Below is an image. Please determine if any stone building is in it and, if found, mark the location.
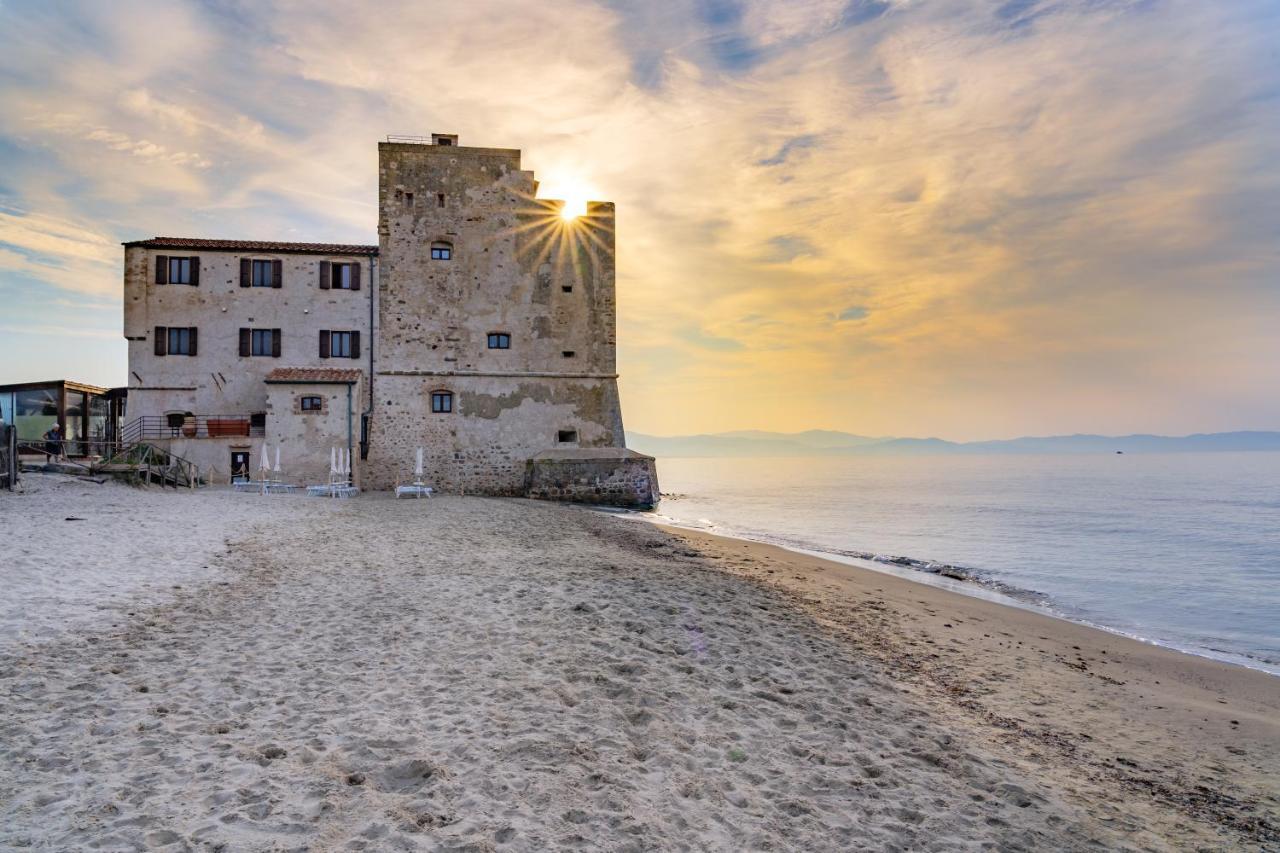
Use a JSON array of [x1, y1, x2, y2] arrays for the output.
[[121, 135, 658, 506]]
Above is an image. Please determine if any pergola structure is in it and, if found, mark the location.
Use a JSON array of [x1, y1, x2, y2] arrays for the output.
[[0, 379, 127, 458]]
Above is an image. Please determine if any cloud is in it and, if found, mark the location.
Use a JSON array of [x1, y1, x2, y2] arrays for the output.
[[0, 0, 1277, 439]]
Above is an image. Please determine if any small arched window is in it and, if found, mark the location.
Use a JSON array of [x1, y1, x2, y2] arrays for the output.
[[431, 390, 453, 414], [430, 241, 452, 261]]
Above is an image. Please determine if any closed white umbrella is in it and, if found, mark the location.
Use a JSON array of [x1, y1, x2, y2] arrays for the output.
[[274, 445, 281, 474], [330, 446, 337, 475], [259, 443, 270, 475], [415, 447, 424, 478]]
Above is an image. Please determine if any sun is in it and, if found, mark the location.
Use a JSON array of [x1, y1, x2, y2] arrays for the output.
[[538, 171, 599, 222], [560, 195, 589, 221]]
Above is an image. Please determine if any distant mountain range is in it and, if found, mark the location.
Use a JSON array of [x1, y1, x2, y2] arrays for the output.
[[627, 430, 1280, 458]]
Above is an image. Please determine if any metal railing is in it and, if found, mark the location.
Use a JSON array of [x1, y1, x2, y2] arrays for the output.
[[16, 436, 201, 488], [386, 134, 454, 145], [121, 415, 265, 443]]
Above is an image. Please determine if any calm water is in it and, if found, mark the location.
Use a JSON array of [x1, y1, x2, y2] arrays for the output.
[[642, 453, 1280, 675]]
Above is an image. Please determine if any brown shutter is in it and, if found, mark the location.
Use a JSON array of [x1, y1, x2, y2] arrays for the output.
[[350, 261, 361, 291], [240, 258, 251, 287], [188, 327, 198, 356], [272, 329, 282, 358], [319, 260, 331, 289], [350, 330, 360, 359], [156, 256, 168, 285], [190, 257, 200, 287], [319, 330, 330, 358], [155, 326, 167, 356], [239, 328, 250, 357], [272, 259, 282, 289]]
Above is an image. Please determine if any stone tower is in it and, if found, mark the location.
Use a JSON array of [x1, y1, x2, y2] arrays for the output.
[[365, 135, 657, 505]]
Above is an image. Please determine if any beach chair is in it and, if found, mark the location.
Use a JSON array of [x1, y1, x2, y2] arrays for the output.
[[395, 448, 433, 498]]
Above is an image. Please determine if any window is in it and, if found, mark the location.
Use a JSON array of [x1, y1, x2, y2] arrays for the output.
[[251, 329, 273, 356], [430, 241, 452, 261], [240, 258, 281, 288], [437, 193, 445, 208], [487, 333, 511, 349], [319, 261, 361, 290], [404, 192, 414, 207], [154, 326, 197, 356], [320, 329, 360, 359], [300, 396, 323, 411], [562, 350, 576, 358], [239, 328, 281, 358], [431, 391, 453, 414], [252, 259, 275, 287], [562, 285, 573, 293], [169, 257, 192, 284], [557, 429, 578, 444], [156, 255, 198, 285]]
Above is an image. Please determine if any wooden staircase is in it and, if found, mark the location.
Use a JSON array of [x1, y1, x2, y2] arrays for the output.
[[94, 442, 201, 488]]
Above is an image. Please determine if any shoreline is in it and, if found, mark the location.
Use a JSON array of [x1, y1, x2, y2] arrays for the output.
[[655, 521, 1280, 845], [634, 511, 1280, 678]]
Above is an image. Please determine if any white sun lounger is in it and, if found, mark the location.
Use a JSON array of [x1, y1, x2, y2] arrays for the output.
[[395, 484, 433, 499], [306, 483, 359, 498]]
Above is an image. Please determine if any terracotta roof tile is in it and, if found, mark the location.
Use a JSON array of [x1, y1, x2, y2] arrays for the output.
[[265, 367, 364, 384], [123, 237, 378, 255]]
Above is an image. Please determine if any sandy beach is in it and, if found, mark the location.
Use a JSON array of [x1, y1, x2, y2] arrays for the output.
[[1, 474, 1276, 850]]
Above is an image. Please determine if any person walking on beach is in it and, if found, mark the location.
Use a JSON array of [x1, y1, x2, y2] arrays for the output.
[[43, 423, 61, 462]]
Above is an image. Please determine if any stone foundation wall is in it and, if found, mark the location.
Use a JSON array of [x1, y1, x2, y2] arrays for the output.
[[364, 373, 626, 493], [523, 451, 659, 509]]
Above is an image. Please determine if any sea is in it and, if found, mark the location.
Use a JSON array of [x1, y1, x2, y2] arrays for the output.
[[638, 452, 1280, 676]]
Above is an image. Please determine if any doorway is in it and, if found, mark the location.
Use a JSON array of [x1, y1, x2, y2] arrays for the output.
[[230, 450, 251, 482]]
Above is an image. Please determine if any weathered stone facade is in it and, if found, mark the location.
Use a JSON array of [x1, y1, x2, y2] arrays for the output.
[[121, 136, 657, 506], [524, 449, 660, 508], [121, 240, 374, 484]]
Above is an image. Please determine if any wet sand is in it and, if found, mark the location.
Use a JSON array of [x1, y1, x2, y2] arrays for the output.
[[0, 479, 1275, 850], [661, 524, 1280, 849]]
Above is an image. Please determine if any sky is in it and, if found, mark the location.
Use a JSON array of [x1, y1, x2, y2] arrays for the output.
[[0, 0, 1277, 440]]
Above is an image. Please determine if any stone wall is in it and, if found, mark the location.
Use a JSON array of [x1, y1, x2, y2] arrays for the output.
[[264, 379, 363, 488], [524, 449, 659, 509], [365, 373, 625, 493]]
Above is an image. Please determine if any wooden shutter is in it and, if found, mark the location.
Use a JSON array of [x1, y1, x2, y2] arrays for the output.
[[239, 328, 250, 357], [272, 329, 282, 358], [351, 262, 361, 291], [319, 260, 331, 290], [188, 327, 198, 356], [319, 330, 330, 358], [156, 256, 168, 285], [272, 259, 283, 289], [240, 258, 251, 287], [190, 257, 200, 286], [155, 326, 167, 356], [350, 330, 360, 359]]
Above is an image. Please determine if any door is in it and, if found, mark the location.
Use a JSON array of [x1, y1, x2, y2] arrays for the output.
[[230, 451, 251, 481]]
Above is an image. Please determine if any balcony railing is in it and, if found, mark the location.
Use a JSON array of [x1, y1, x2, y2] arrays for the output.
[[122, 415, 265, 443]]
